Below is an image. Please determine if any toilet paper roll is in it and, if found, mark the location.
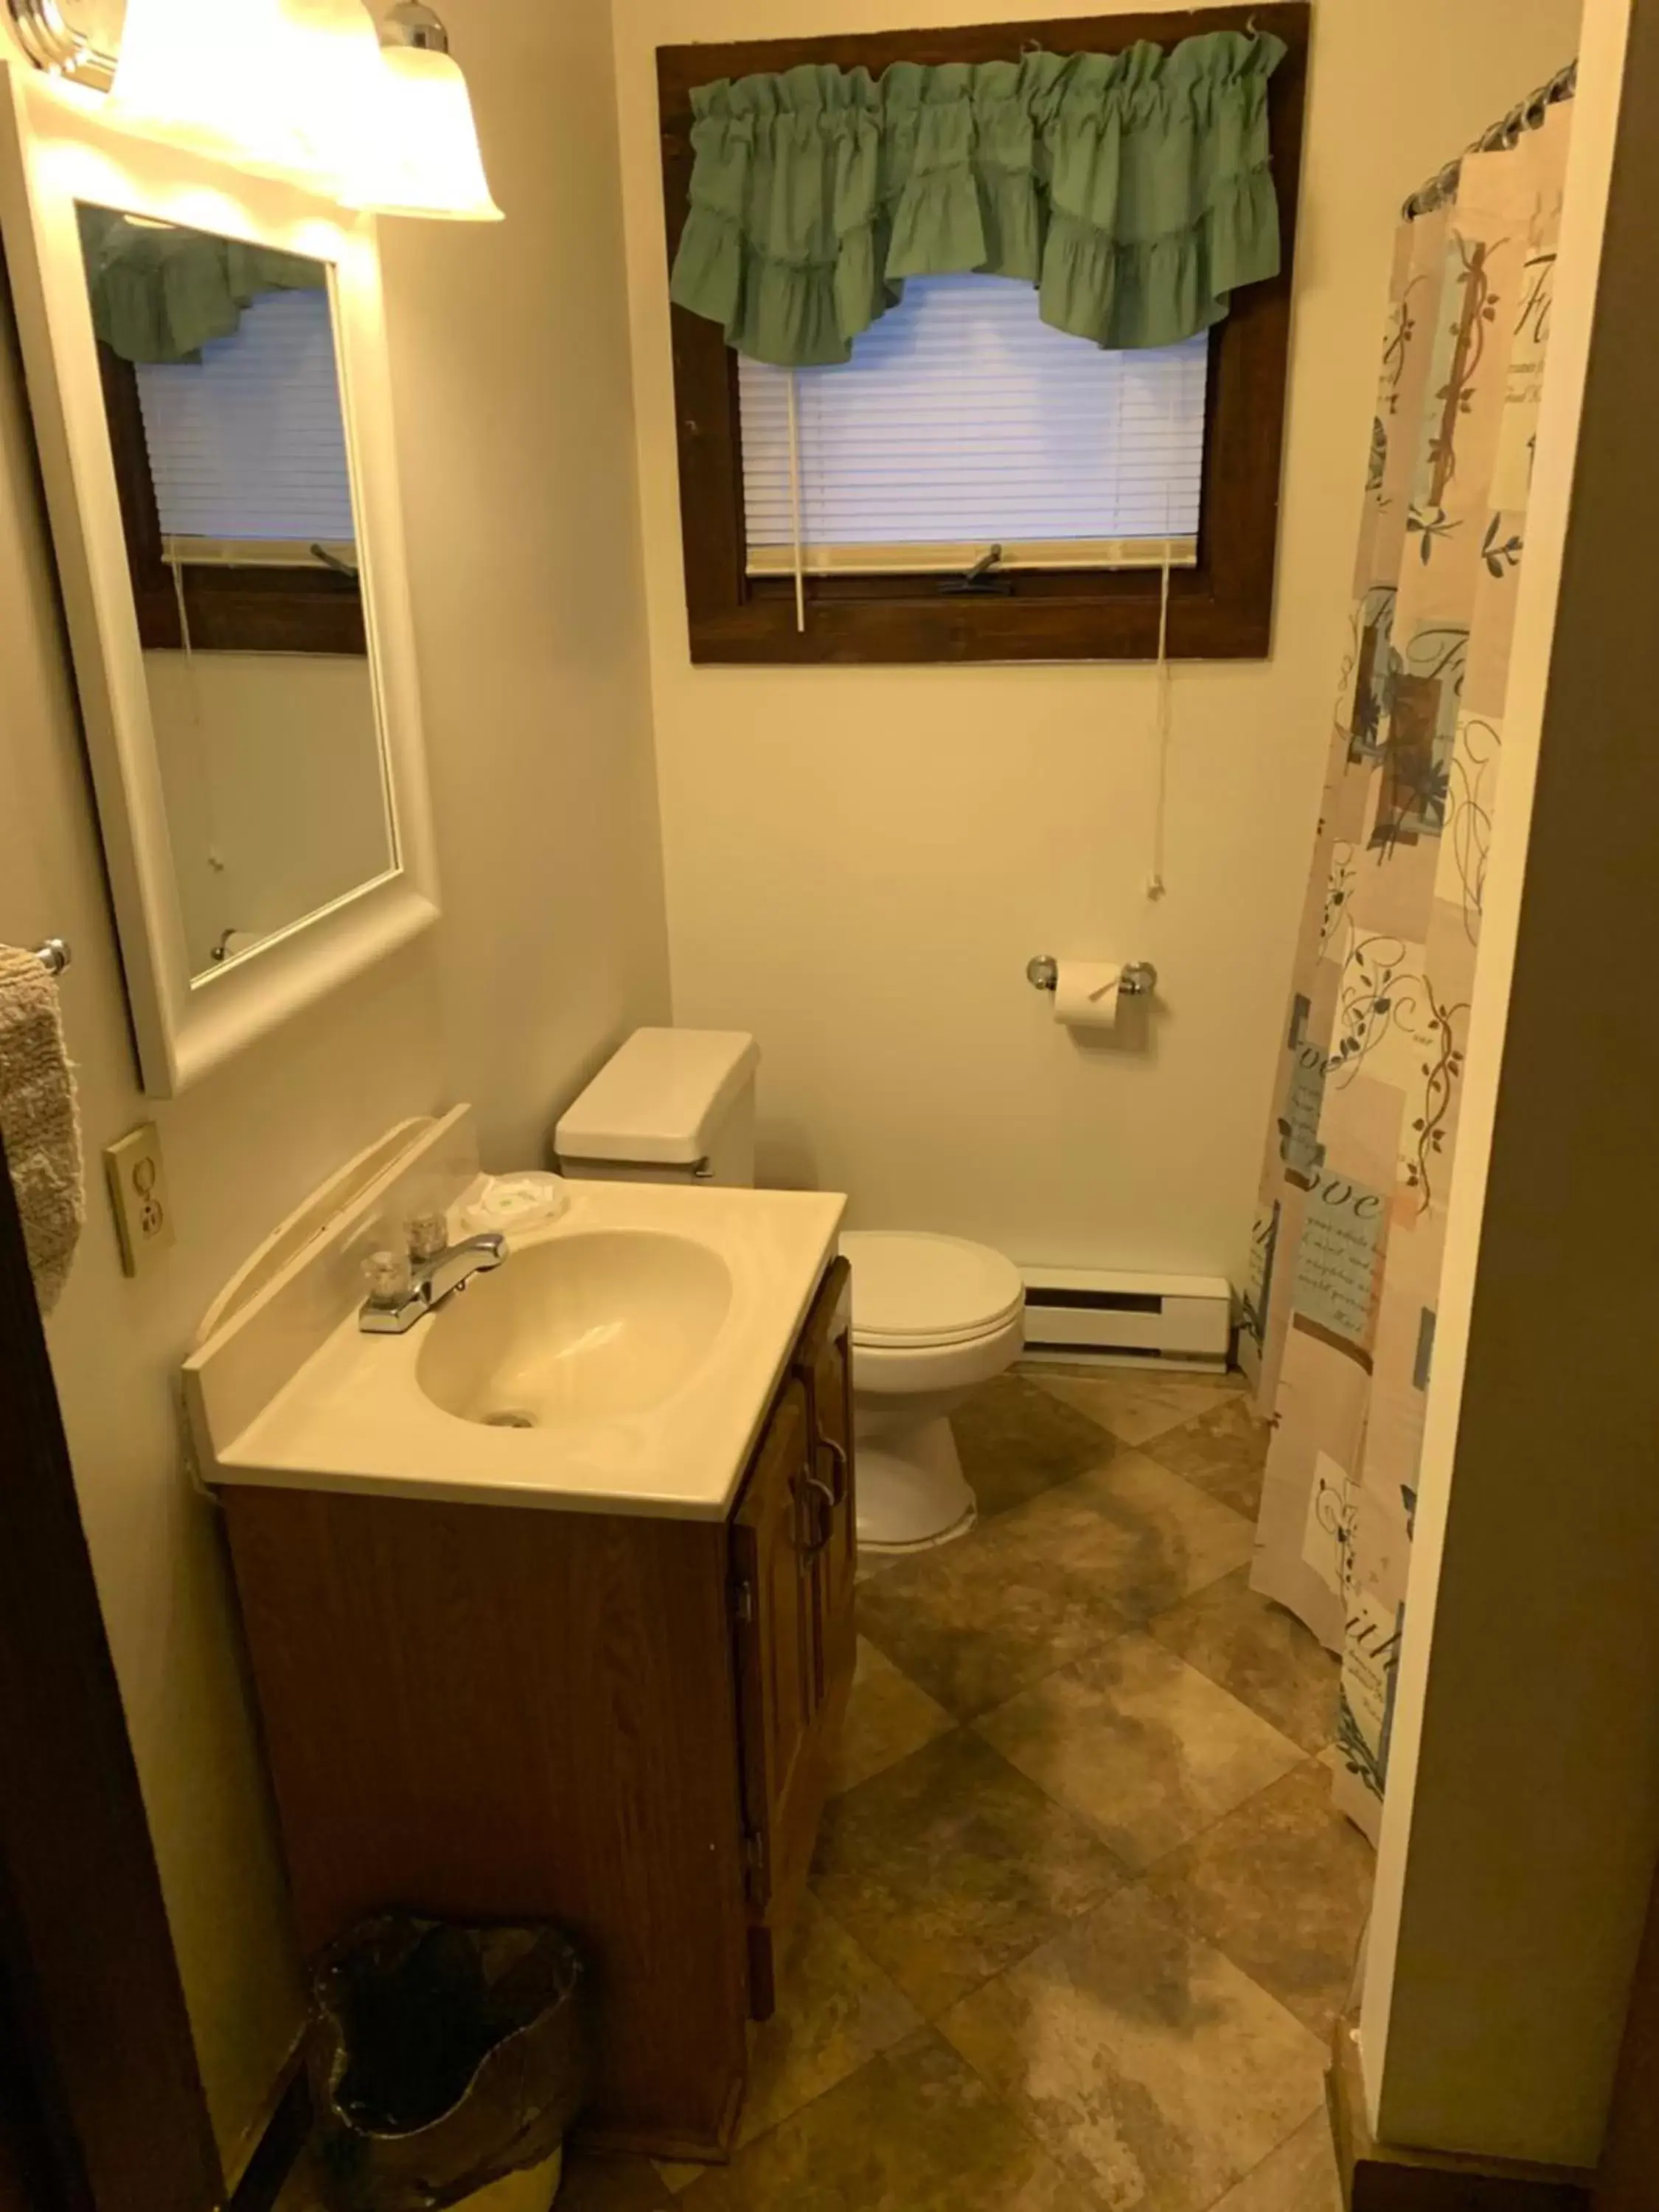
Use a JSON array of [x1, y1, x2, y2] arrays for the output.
[[1053, 961, 1123, 1032]]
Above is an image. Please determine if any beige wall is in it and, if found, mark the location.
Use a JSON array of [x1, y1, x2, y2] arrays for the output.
[[378, 0, 671, 1175], [0, 0, 667, 2170], [614, 0, 1585, 1281]]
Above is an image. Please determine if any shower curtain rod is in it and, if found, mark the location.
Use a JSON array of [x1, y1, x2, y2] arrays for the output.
[[1403, 58, 1578, 219]]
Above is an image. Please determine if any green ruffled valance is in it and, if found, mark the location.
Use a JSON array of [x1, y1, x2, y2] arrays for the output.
[[670, 29, 1286, 366], [77, 205, 325, 367]]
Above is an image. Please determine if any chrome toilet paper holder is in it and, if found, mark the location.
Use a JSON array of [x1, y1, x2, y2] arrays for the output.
[[1027, 956, 1158, 998]]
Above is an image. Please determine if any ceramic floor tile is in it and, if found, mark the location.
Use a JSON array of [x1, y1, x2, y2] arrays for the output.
[[855, 1504, 1134, 1721], [653, 2159, 703, 2196], [831, 1638, 956, 1795], [675, 2028, 1098, 2211], [1029, 1367, 1245, 1450], [1011, 1450, 1256, 1624], [939, 1883, 1327, 2212], [1147, 1568, 1340, 1754], [1147, 1759, 1374, 2039], [1208, 2112, 1343, 2212], [559, 2149, 678, 2209], [951, 1372, 1123, 1518], [737, 1895, 922, 2146], [811, 1731, 1123, 2018], [976, 1632, 1305, 1871], [1144, 1396, 1273, 1520]]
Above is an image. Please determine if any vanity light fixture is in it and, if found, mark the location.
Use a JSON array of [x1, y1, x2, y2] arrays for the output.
[[4, 0, 502, 223], [349, 1, 502, 223], [5, 0, 115, 87]]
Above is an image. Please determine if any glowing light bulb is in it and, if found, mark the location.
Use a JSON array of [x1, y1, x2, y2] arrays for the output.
[[109, 0, 307, 171], [276, 0, 391, 187]]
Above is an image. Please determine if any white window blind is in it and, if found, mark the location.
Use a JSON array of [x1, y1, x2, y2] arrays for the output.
[[739, 273, 1208, 577], [134, 287, 356, 568]]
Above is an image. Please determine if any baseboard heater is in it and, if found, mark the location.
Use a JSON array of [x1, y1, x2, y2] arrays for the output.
[[1018, 1267, 1234, 1370]]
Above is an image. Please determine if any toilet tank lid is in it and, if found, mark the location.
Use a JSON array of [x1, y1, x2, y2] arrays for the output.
[[555, 1029, 759, 1165]]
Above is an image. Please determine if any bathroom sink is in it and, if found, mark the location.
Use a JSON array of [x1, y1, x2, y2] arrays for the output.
[[414, 1230, 734, 1431], [187, 1119, 846, 1517]]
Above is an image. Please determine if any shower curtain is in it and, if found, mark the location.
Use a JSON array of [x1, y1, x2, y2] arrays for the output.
[[1242, 97, 1573, 1842]]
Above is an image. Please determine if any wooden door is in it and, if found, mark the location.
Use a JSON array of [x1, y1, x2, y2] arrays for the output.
[[730, 1380, 818, 2017], [0, 1133, 220, 2212], [1596, 1852, 1659, 2207], [793, 1260, 857, 1714]]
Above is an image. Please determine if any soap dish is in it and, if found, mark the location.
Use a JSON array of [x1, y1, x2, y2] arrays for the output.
[[459, 1172, 570, 1237]]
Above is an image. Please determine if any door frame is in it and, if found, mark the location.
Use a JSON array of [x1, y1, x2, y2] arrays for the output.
[[0, 1126, 221, 2212]]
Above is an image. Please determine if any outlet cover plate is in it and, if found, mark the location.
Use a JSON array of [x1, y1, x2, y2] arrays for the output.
[[104, 1122, 175, 1278]]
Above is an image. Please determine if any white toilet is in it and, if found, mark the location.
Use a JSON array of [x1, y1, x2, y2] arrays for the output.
[[555, 1029, 1025, 1553], [838, 1231, 1024, 1552]]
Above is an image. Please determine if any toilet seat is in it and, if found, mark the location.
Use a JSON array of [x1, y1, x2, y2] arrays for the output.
[[849, 1313, 1026, 1400], [841, 1231, 1025, 1349]]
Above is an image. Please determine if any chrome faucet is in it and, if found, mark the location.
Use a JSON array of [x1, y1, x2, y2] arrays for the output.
[[359, 1230, 508, 1335]]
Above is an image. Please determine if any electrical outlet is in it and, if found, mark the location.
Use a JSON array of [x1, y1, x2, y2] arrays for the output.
[[104, 1122, 175, 1278]]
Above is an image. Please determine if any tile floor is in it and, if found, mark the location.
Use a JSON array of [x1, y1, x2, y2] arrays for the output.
[[288, 1366, 1373, 2212]]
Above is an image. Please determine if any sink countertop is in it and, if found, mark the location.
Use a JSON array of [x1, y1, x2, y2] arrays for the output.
[[192, 1179, 846, 1520]]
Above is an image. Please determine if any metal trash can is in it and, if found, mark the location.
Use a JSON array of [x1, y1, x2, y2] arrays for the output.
[[306, 1916, 590, 2212]]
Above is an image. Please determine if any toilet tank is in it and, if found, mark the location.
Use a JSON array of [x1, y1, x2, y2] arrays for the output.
[[553, 1029, 759, 1187]]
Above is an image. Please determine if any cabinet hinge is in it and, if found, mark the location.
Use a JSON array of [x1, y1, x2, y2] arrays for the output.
[[732, 1576, 756, 1625]]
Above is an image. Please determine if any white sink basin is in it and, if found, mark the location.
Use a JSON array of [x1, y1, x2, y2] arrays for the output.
[[416, 1231, 734, 1431], [186, 1124, 846, 1520]]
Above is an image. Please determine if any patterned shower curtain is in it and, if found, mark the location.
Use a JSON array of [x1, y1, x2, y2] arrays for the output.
[[1242, 99, 1573, 1843]]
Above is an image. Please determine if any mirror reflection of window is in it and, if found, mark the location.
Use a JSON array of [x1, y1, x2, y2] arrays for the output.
[[77, 206, 395, 982]]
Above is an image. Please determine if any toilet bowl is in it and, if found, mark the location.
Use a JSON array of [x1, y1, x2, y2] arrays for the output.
[[841, 1231, 1025, 1554]]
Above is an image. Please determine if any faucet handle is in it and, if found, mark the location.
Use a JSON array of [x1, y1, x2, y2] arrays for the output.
[[405, 1212, 449, 1264], [362, 1249, 413, 1308]]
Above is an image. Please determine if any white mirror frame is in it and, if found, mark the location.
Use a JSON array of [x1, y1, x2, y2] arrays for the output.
[[0, 63, 440, 1096]]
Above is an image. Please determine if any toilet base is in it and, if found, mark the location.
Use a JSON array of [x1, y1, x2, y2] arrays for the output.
[[856, 1413, 977, 1554]]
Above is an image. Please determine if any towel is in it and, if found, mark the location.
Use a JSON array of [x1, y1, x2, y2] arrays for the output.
[[0, 945, 84, 1314]]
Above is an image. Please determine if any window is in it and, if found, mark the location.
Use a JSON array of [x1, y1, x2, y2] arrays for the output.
[[658, 5, 1309, 666], [97, 274, 365, 657], [739, 276, 1208, 581], [134, 288, 356, 568]]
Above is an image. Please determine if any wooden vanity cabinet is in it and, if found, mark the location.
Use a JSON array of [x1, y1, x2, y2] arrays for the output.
[[220, 1257, 857, 2164], [731, 1259, 857, 2019]]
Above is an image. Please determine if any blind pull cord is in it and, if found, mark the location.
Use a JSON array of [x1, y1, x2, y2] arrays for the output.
[[167, 555, 226, 880], [1147, 542, 1173, 902], [785, 368, 807, 634]]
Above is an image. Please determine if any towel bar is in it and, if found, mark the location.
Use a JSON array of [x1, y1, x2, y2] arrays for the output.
[[33, 939, 71, 975]]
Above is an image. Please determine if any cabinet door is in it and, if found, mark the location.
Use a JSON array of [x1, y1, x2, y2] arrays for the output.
[[730, 1380, 818, 2016], [793, 1259, 857, 1715]]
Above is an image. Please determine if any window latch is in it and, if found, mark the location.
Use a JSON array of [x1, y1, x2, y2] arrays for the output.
[[940, 543, 1012, 597]]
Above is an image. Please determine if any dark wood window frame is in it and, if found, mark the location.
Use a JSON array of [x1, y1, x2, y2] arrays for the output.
[[657, 4, 1309, 667], [97, 339, 366, 658]]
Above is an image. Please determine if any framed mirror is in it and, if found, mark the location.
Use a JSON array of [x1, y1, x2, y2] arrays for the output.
[[0, 64, 439, 1095]]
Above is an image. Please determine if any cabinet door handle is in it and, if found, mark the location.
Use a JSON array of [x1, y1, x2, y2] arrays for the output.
[[820, 1434, 849, 1505], [802, 1474, 836, 1555]]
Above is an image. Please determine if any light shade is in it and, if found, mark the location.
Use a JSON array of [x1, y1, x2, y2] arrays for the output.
[[109, 0, 311, 173], [349, 42, 503, 222], [276, 0, 391, 187]]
